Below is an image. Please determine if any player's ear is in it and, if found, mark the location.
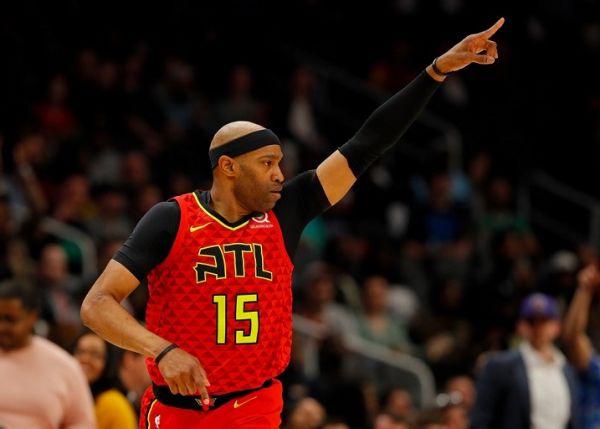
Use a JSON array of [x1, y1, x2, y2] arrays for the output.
[[218, 156, 237, 176]]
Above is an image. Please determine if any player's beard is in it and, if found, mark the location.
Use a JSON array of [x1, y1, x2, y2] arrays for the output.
[[235, 182, 278, 214], [235, 166, 281, 214]]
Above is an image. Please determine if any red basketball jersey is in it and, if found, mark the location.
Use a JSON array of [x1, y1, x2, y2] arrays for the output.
[[145, 191, 293, 394]]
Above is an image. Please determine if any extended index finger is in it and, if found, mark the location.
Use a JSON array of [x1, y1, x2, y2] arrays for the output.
[[479, 17, 505, 39], [192, 367, 211, 406]]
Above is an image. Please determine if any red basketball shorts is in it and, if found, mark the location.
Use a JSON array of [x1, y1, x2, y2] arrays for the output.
[[140, 380, 283, 429]]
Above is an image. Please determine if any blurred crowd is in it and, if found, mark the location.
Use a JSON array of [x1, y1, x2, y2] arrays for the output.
[[1, 1, 600, 428]]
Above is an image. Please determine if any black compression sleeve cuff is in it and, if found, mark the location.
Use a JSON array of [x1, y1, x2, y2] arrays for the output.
[[339, 70, 441, 177]]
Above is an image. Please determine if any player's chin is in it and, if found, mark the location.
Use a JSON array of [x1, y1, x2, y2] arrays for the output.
[[263, 191, 281, 209], [261, 201, 276, 212], [259, 198, 277, 212]]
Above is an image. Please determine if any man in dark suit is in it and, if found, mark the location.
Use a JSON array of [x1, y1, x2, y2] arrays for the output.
[[471, 292, 582, 429]]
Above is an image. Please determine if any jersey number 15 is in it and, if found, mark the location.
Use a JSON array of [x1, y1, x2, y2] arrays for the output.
[[212, 294, 259, 345]]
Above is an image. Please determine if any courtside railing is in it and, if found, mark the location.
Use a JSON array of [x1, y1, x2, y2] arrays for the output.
[[293, 314, 436, 408], [40, 217, 97, 278], [520, 170, 600, 249]]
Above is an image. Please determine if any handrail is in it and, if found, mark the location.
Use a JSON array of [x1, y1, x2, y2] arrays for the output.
[[530, 171, 600, 208], [278, 45, 464, 172], [40, 217, 97, 278], [526, 170, 600, 248], [293, 313, 436, 408]]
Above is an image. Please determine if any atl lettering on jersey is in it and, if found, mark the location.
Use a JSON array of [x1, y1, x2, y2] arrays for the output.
[[145, 191, 293, 394]]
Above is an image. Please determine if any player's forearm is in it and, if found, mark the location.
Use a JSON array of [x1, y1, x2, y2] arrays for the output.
[[81, 291, 169, 358], [338, 70, 441, 177]]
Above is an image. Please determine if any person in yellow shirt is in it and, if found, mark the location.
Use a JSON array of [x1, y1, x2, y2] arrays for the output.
[[73, 330, 137, 429]]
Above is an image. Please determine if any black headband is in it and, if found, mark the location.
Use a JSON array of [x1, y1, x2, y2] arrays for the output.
[[209, 129, 281, 169]]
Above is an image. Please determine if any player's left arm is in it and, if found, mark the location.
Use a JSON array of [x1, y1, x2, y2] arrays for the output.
[[316, 18, 504, 205]]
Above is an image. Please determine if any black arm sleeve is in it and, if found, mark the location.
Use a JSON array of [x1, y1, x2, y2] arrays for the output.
[[113, 201, 180, 281], [339, 70, 441, 177], [274, 170, 330, 258]]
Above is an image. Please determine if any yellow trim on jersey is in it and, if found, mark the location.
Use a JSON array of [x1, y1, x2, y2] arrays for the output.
[[146, 398, 158, 429], [192, 191, 203, 208], [192, 192, 250, 231]]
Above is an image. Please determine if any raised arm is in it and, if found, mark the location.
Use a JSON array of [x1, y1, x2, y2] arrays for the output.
[[563, 264, 600, 371], [316, 18, 504, 205]]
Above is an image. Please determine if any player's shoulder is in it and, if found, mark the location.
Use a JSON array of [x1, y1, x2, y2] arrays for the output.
[[150, 200, 180, 212], [143, 200, 181, 221]]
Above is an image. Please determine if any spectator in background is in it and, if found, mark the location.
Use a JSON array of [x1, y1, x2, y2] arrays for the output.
[[542, 250, 579, 304], [155, 57, 199, 135], [476, 176, 534, 256], [467, 229, 539, 345], [0, 279, 95, 429], [86, 128, 123, 187], [354, 275, 414, 353], [121, 151, 151, 197], [33, 74, 78, 140], [435, 387, 469, 429], [443, 375, 475, 413], [372, 413, 411, 429], [131, 184, 163, 223], [285, 66, 330, 156], [37, 243, 82, 348], [563, 264, 600, 429], [465, 151, 492, 221], [320, 420, 350, 429], [471, 292, 581, 429], [402, 170, 472, 305], [412, 408, 447, 429], [85, 184, 132, 245], [73, 330, 136, 429], [309, 335, 373, 429], [576, 243, 598, 268], [295, 263, 356, 339], [119, 348, 152, 416], [283, 397, 327, 429], [415, 277, 472, 379], [51, 174, 94, 228], [439, 402, 467, 429], [0, 194, 31, 282], [215, 65, 265, 126], [380, 387, 414, 421], [7, 132, 49, 225]]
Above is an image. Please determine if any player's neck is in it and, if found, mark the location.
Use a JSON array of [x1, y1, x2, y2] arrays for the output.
[[208, 186, 252, 223]]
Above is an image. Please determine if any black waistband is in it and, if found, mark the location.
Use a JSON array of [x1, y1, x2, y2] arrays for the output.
[[152, 379, 273, 411]]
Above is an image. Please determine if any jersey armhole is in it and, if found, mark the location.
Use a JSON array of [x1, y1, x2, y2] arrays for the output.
[[269, 211, 294, 270], [154, 196, 188, 269]]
